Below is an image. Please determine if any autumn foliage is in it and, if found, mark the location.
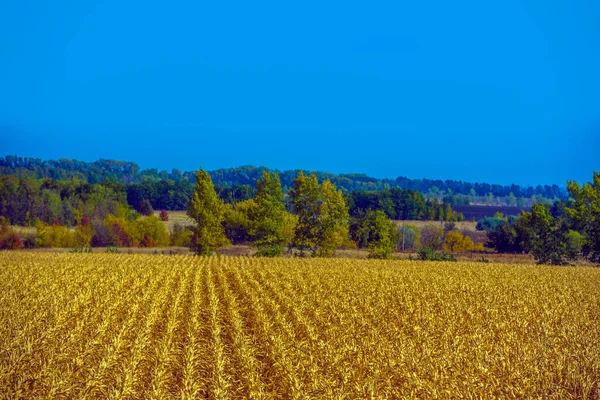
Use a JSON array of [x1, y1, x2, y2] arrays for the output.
[[0, 217, 22, 250]]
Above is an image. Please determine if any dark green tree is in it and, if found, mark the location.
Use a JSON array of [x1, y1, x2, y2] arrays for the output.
[[523, 203, 570, 265], [253, 171, 286, 256], [565, 172, 600, 262], [350, 210, 397, 258], [289, 171, 320, 255]]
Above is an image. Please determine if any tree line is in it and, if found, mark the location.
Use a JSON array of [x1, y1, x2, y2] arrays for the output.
[[1, 155, 567, 199], [1, 165, 598, 265], [188, 170, 401, 258], [482, 172, 600, 264]]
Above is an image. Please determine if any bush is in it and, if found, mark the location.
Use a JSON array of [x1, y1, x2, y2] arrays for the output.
[[159, 209, 169, 221], [23, 234, 37, 249], [0, 217, 23, 250], [418, 247, 456, 262], [255, 244, 284, 257], [90, 220, 119, 247], [35, 221, 77, 248], [397, 224, 418, 251], [138, 199, 154, 216], [135, 216, 170, 247], [476, 217, 505, 232], [171, 223, 193, 247], [420, 225, 444, 250]]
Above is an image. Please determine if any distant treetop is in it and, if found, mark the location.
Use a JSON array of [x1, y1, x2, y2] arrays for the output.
[[0, 155, 566, 199]]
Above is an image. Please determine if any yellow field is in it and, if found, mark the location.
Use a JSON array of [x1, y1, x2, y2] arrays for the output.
[[0, 253, 598, 398]]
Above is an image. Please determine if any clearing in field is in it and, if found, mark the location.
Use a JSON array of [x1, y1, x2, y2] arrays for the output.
[[0, 253, 598, 398]]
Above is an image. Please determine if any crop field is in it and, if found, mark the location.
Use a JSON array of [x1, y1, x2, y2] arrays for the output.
[[0, 253, 599, 398]]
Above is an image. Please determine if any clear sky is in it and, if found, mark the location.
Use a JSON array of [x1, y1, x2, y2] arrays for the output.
[[1, 0, 598, 186]]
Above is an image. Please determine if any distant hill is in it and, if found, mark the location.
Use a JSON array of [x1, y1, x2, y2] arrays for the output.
[[0, 155, 567, 200]]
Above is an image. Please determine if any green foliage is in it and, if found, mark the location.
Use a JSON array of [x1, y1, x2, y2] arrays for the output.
[[565, 230, 583, 261], [170, 223, 193, 247], [35, 220, 77, 248], [289, 172, 350, 257], [350, 209, 397, 259], [315, 180, 350, 257], [476, 216, 506, 232], [418, 247, 457, 262], [523, 203, 571, 265], [255, 244, 284, 257], [290, 171, 321, 255], [223, 199, 258, 244], [396, 224, 418, 251], [565, 172, 600, 262], [187, 170, 230, 255], [252, 171, 287, 256], [136, 215, 170, 247]]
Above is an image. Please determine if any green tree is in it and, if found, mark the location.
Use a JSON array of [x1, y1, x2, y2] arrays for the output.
[[367, 210, 397, 259], [315, 180, 349, 256], [253, 171, 286, 256], [523, 203, 570, 265], [187, 169, 230, 255], [565, 172, 600, 262], [289, 172, 349, 256], [289, 171, 320, 255], [223, 200, 257, 244]]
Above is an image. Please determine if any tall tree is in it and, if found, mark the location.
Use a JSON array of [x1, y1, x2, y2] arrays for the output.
[[253, 171, 287, 256], [565, 172, 600, 262], [187, 169, 230, 255], [289, 171, 321, 255], [289, 172, 350, 256], [523, 203, 570, 265], [315, 180, 350, 256]]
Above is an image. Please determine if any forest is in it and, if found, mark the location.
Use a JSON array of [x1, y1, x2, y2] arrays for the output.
[[0, 155, 598, 265], [1, 155, 566, 199]]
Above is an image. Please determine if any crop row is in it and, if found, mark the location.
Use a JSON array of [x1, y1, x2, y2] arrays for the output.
[[0, 253, 599, 398]]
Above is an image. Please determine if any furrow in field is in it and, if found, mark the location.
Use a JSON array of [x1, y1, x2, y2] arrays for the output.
[[81, 258, 177, 399], [235, 260, 312, 399], [214, 259, 266, 399], [36, 259, 143, 398], [146, 260, 196, 398], [206, 258, 233, 399], [224, 260, 294, 398], [7, 258, 101, 397], [180, 259, 212, 398]]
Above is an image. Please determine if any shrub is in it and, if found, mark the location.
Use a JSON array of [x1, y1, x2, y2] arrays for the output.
[[138, 199, 154, 216], [418, 247, 456, 262], [23, 234, 37, 249], [135, 216, 170, 247], [420, 225, 444, 250], [159, 209, 169, 221], [171, 223, 193, 247], [0, 217, 23, 250], [476, 217, 505, 232], [35, 221, 77, 248], [256, 244, 284, 257], [90, 220, 119, 247]]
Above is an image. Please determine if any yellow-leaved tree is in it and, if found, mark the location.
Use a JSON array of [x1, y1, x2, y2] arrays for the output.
[[187, 169, 230, 255]]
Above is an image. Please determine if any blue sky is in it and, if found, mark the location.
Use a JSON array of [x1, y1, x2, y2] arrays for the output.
[[1, 0, 598, 186]]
